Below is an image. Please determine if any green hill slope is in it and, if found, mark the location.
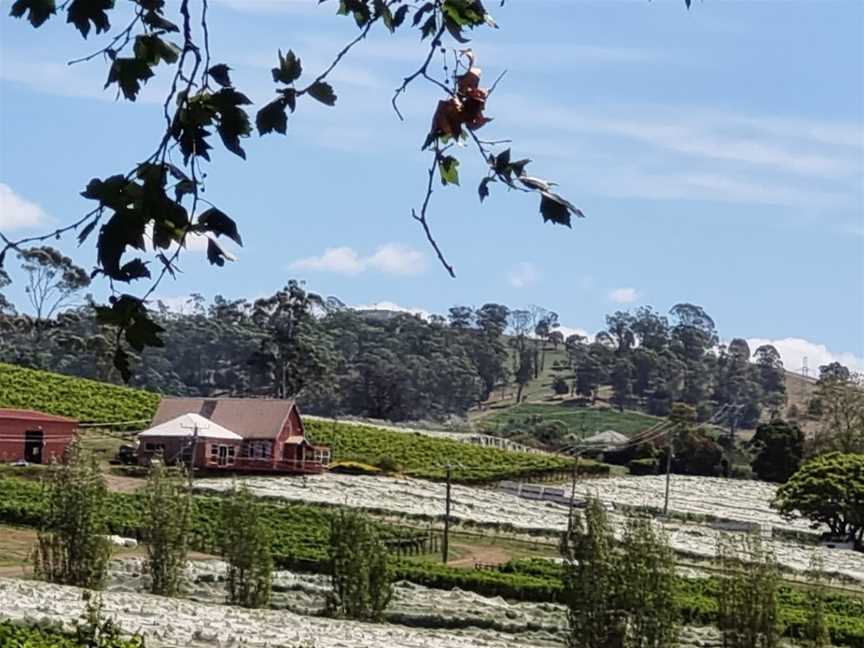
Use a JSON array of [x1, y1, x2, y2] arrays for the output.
[[0, 363, 159, 428], [478, 402, 660, 441]]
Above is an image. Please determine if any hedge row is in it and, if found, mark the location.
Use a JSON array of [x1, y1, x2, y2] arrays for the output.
[[0, 621, 142, 648]]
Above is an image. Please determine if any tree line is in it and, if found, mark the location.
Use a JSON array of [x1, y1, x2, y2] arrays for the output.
[[0, 247, 855, 433]]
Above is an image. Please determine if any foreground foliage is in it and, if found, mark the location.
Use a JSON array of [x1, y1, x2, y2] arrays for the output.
[[327, 508, 392, 621], [773, 453, 864, 547], [33, 440, 111, 590], [560, 500, 678, 648], [142, 462, 190, 597], [221, 485, 273, 608], [2, 476, 863, 645]]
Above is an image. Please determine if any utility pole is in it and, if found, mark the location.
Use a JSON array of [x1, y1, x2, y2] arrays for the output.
[[442, 464, 452, 563], [663, 425, 674, 516], [181, 419, 207, 491], [567, 452, 581, 529]]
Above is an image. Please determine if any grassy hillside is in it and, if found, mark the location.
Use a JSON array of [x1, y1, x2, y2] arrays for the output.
[[304, 418, 600, 483], [0, 363, 159, 428], [477, 401, 660, 440]]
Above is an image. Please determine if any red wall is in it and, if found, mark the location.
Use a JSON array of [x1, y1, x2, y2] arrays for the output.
[[0, 418, 77, 464]]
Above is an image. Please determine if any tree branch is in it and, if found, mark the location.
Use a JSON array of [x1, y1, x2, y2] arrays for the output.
[[411, 153, 455, 278]]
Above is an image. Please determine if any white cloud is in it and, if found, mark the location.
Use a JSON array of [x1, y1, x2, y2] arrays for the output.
[[557, 325, 592, 341], [289, 244, 425, 276], [508, 262, 540, 288], [608, 287, 640, 304], [745, 337, 864, 374], [0, 183, 51, 231], [290, 246, 366, 275], [366, 244, 426, 275]]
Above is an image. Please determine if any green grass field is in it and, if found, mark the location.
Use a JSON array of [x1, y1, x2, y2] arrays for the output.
[[478, 402, 660, 439], [0, 363, 159, 428]]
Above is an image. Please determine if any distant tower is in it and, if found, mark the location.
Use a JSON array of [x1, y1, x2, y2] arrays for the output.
[[801, 356, 809, 378]]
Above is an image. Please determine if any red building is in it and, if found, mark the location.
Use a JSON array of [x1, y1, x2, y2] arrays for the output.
[[138, 398, 330, 474], [0, 409, 78, 464]]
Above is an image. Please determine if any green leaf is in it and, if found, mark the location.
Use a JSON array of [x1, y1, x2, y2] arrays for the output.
[[478, 176, 494, 202], [104, 57, 154, 101], [141, 9, 177, 32], [278, 88, 297, 112], [125, 311, 165, 352], [272, 49, 302, 84], [133, 34, 180, 66], [442, 0, 487, 28], [207, 64, 232, 88], [493, 148, 511, 174], [338, 0, 371, 27], [419, 14, 437, 40], [66, 0, 114, 38], [96, 209, 148, 280], [256, 99, 288, 136], [113, 346, 131, 382], [412, 2, 433, 26], [116, 258, 151, 281], [77, 217, 100, 246], [539, 192, 584, 228], [373, 0, 393, 32], [211, 88, 253, 159], [198, 207, 243, 246], [438, 155, 460, 186], [306, 80, 337, 106], [392, 4, 409, 27], [206, 237, 235, 267], [81, 174, 130, 207], [9, 0, 56, 28]]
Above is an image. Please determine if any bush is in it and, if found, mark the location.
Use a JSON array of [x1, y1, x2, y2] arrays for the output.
[[374, 455, 400, 473], [628, 458, 659, 475]]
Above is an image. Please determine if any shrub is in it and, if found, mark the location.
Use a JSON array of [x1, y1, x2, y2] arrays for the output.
[[33, 439, 111, 590], [374, 455, 400, 473], [628, 458, 659, 476]]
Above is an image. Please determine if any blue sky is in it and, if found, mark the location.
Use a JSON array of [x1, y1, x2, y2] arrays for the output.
[[1, 0, 862, 372]]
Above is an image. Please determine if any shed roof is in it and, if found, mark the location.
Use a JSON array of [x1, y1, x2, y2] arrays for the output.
[[0, 409, 78, 424], [582, 430, 629, 446], [139, 413, 243, 441], [150, 398, 298, 440]]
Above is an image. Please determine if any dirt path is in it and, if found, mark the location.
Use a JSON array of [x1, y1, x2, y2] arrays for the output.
[[102, 471, 146, 493], [447, 542, 512, 568]]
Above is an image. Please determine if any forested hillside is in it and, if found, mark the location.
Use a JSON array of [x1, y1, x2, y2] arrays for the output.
[[0, 274, 834, 431]]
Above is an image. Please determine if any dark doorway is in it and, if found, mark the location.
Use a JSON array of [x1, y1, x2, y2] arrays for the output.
[[24, 431, 43, 464]]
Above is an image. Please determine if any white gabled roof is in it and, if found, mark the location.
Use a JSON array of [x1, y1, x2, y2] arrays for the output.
[[582, 430, 629, 446], [138, 413, 242, 441]]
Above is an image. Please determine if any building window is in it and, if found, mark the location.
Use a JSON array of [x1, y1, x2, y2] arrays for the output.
[[243, 441, 272, 459], [144, 443, 165, 453]]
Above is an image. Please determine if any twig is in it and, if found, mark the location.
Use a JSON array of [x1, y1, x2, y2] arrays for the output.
[[487, 69, 507, 96], [299, 17, 378, 95], [411, 153, 455, 278], [67, 13, 142, 66], [392, 21, 448, 121]]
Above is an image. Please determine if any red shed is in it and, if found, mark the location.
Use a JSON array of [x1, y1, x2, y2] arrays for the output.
[[0, 409, 78, 464]]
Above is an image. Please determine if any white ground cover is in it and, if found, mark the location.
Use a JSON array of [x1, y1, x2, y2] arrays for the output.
[[106, 558, 567, 644], [196, 473, 864, 582], [0, 577, 559, 648], [567, 475, 811, 532]]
